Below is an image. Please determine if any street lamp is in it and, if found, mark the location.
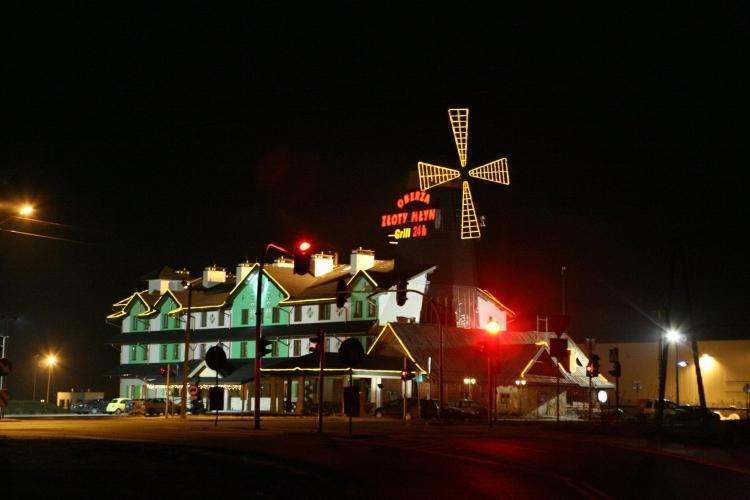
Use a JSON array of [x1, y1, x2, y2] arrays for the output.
[[666, 329, 684, 404], [515, 378, 527, 417], [463, 377, 476, 400], [254, 242, 296, 430], [45, 354, 57, 404]]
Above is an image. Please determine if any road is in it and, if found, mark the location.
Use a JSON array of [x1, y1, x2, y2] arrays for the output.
[[2, 415, 749, 499]]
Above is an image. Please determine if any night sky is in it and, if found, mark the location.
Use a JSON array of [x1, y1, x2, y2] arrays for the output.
[[1, 5, 747, 399]]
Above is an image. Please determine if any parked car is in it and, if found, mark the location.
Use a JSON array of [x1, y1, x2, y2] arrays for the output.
[[374, 398, 438, 420], [143, 398, 170, 416], [451, 399, 489, 420], [675, 404, 721, 426], [70, 398, 109, 414], [441, 405, 473, 420], [105, 397, 131, 415], [637, 399, 720, 425]]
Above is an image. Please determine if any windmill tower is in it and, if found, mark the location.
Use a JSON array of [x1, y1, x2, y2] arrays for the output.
[[390, 109, 512, 328]]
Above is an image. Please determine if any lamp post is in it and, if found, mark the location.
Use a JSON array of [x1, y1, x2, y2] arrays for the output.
[[180, 276, 201, 420], [45, 354, 57, 404], [666, 329, 683, 405], [463, 377, 476, 400], [515, 378, 527, 417]]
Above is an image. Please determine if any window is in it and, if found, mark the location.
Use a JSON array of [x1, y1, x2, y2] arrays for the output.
[[218, 311, 225, 327], [201, 312, 207, 327], [367, 300, 376, 317], [241, 309, 249, 325], [130, 316, 138, 331], [240, 341, 247, 358], [319, 304, 331, 321], [172, 344, 179, 360], [199, 344, 206, 359], [353, 300, 363, 319], [129, 345, 136, 362], [160, 344, 167, 360], [161, 314, 169, 330], [294, 305, 302, 322], [173, 314, 181, 329], [142, 345, 149, 361], [293, 339, 301, 357], [272, 307, 280, 323]]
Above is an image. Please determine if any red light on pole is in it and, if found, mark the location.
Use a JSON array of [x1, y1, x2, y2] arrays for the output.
[[298, 241, 311, 252]]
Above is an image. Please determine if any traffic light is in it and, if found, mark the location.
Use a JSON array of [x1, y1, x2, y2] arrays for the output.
[[159, 365, 167, 377], [257, 337, 274, 358], [293, 241, 312, 275], [401, 359, 416, 381], [589, 354, 600, 377], [309, 332, 324, 355], [608, 361, 621, 378], [335, 278, 350, 309], [396, 279, 408, 306]]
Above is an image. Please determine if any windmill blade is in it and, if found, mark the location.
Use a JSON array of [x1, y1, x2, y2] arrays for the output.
[[448, 108, 469, 168], [417, 162, 461, 191], [468, 158, 510, 185], [460, 181, 481, 240]]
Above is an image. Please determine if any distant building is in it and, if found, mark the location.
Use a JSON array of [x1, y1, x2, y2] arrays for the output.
[[598, 338, 750, 417]]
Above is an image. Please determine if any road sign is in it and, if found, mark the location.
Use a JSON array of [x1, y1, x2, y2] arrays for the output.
[[0, 358, 12, 376], [338, 338, 365, 367], [0, 389, 8, 407]]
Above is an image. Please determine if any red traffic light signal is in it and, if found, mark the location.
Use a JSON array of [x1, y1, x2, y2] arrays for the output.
[[159, 365, 167, 377], [401, 359, 416, 381], [293, 241, 313, 275]]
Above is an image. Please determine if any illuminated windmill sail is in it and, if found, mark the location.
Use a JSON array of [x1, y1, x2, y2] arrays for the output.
[[417, 109, 510, 239]]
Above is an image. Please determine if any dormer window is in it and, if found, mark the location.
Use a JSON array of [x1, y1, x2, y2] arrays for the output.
[[161, 315, 169, 330]]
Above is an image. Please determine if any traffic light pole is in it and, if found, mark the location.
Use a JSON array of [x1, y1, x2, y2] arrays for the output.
[[317, 331, 325, 433], [255, 243, 292, 431], [181, 279, 199, 420]]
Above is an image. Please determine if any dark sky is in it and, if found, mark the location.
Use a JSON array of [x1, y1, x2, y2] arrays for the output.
[[1, 5, 748, 399]]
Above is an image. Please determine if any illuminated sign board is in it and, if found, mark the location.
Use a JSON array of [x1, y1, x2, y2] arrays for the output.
[[380, 190, 439, 240]]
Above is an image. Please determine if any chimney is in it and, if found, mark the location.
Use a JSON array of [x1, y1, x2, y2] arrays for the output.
[[350, 248, 375, 274], [311, 253, 334, 277], [236, 261, 253, 282], [202, 266, 226, 287]]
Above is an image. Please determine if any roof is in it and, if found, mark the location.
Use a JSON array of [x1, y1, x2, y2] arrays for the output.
[[104, 320, 379, 346], [368, 323, 591, 387]]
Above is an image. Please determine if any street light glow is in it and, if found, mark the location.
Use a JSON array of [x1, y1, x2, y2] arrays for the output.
[[666, 329, 681, 343], [18, 204, 34, 217], [45, 354, 57, 366]]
